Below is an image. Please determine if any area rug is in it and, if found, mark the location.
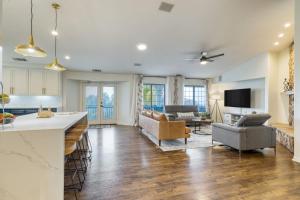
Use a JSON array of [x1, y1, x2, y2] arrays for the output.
[[141, 126, 213, 152]]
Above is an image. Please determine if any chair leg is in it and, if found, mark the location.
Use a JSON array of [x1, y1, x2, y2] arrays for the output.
[[159, 140, 161, 146], [239, 150, 242, 157], [184, 138, 187, 145], [274, 145, 277, 155]]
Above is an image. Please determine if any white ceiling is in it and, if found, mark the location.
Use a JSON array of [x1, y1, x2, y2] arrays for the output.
[[2, 0, 294, 78]]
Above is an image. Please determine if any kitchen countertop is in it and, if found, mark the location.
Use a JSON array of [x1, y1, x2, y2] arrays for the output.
[[0, 112, 87, 132]]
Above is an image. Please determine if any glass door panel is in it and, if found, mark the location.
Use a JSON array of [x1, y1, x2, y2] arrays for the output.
[[84, 85, 100, 124], [101, 86, 116, 124], [83, 83, 117, 124]]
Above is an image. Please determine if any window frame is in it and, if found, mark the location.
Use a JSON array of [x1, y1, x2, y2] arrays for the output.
[[143, 83, 166, 111], [184, 85, 207, 112]]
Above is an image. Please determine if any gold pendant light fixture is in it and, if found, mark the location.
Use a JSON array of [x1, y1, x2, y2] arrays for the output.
[[45, 3, 66, 71], [15, 0, 47, 57]]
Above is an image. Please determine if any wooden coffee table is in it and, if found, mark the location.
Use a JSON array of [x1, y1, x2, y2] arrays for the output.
[[191, 118, 213, 135]]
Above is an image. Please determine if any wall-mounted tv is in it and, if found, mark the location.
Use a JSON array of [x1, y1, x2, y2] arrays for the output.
[[224, 88, 251, 108]]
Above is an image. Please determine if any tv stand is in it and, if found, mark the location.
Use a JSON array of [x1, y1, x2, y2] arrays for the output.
[[224, 112, 244, 125]]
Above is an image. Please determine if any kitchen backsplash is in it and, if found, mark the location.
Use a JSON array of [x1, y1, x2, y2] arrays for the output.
[[6, 96, 62, 109]]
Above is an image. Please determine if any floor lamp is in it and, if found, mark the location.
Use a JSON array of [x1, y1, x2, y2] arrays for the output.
[[210, 98, 223, 123]]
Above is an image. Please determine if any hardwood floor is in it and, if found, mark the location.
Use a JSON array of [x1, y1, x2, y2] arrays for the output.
[[65, 126, 300, 200]]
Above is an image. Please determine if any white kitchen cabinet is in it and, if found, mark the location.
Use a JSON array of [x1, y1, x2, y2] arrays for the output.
[[2, 67, 61, 96], [29, 69, 61, 96], [29, 69, 44, 95], [2, 68, 12, 94], [44, 71, 60, 96], [2, 68, 28, 95]]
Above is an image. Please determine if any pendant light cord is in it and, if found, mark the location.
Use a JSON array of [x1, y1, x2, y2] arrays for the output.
[[30, 0, 33, 36], [54, 6, 58, 58]]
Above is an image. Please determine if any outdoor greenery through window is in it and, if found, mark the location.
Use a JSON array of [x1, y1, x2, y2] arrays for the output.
[[184, 85, 207, 112], [143, 84, 165, 112]]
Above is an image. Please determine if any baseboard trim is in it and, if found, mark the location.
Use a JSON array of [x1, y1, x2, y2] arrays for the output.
[[292, 156, 300, 163]]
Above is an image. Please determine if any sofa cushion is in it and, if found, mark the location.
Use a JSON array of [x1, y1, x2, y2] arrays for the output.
[[236, 114, 271, 127], [165, 105, 198, 114], [152, 112, 168, 121], [142, 110, 153, 118], [177, 112, 195, 118]]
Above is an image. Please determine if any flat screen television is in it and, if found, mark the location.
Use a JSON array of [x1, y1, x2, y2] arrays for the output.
[[224, 88, 251, 108]]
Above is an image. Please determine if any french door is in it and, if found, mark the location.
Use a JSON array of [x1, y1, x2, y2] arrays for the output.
[[83, 83, 116, 124]]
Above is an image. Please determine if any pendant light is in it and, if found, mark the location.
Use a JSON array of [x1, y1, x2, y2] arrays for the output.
[[45, 3, 66, 71], [15, 0, 47, 57]]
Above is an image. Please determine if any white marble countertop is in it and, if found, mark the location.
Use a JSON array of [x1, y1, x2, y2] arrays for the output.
[[0, 112, 87, 132]]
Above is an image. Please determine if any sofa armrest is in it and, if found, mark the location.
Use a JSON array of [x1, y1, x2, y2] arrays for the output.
[[212, 123, 246, 133]]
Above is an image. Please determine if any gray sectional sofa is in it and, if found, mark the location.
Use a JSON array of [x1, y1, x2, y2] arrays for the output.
[[164, 105, 199, 124], [212, 114, 276, 155]]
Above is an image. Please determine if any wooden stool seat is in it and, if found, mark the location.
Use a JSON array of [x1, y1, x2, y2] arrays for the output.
[[65, 141, 77, 155], [69, 127, 88, 134], [66, 131, 83, 142]]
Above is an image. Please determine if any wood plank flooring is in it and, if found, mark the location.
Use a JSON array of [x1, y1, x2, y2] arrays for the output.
[[65, 126, 300, 200]]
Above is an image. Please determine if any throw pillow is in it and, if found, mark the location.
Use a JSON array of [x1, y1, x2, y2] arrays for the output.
[[177, 112, 195, 118]]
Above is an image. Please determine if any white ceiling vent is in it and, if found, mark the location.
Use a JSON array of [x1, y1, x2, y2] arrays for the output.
[[159, 2, 174, 13]]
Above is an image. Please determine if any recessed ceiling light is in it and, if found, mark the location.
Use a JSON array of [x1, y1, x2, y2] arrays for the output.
[[51, 30, 58, 36], [274, 42, 279, 46], [284, 22, 291, 28], [278, 33, 284, 38], [64, 55, 71, 60], [137, 43, 147, 51]]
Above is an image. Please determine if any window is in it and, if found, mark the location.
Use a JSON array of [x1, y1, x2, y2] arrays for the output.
[[184, 85, 207, 112], [143, 84, 165, 112]]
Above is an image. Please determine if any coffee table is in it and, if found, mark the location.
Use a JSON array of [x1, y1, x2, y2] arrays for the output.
[[191, 118, 213, 135]]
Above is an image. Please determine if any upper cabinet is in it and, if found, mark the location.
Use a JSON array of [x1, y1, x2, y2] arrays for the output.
[[3, 68, 29, 95], [2, 67, 61, 96], [43, 70, 60, 96]]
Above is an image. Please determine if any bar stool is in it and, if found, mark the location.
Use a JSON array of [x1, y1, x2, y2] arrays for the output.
[[64, 140, 80, 200], [65, 129, 87, 189], [70, 124, 92, 161]]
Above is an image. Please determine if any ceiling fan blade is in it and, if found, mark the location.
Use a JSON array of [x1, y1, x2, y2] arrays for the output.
[[184, 58, 200, 61], [206, 53, 224, 59]]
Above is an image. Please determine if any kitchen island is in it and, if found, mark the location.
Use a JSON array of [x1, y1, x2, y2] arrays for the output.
[[0, 112, 88, 200]]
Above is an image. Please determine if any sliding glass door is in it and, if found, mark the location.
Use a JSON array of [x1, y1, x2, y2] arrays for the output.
[[83, 83, 116, 124]]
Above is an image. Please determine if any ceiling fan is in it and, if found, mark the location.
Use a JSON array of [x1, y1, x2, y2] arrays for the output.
[[184, 51, 225, 65]]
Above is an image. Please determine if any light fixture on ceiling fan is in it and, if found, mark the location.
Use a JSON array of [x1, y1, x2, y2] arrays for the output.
[[45, 3, 66, 71], [15, 0, 47, 57], [184, 51, 225, 65]]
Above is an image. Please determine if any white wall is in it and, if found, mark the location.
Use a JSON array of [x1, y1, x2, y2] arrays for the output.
[[220, 53, 269, 82], [117, 81, 132, 125], [215, 49, 291, 124], [293, 0, 300, 163], [210, 78, 266, 121], [62, 79, 80, 112], [0, 1, 2, 81], [62, 71, 134, 125], [276, 48, 290, 124]]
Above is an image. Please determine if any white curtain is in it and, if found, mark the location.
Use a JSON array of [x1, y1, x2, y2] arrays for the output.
[[166, 76, 175, 105], [130, 74, 143, 126], [173, 75, 184, 105]]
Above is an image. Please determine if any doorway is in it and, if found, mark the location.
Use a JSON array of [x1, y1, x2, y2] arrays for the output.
[[83, 83, 117, 124]]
